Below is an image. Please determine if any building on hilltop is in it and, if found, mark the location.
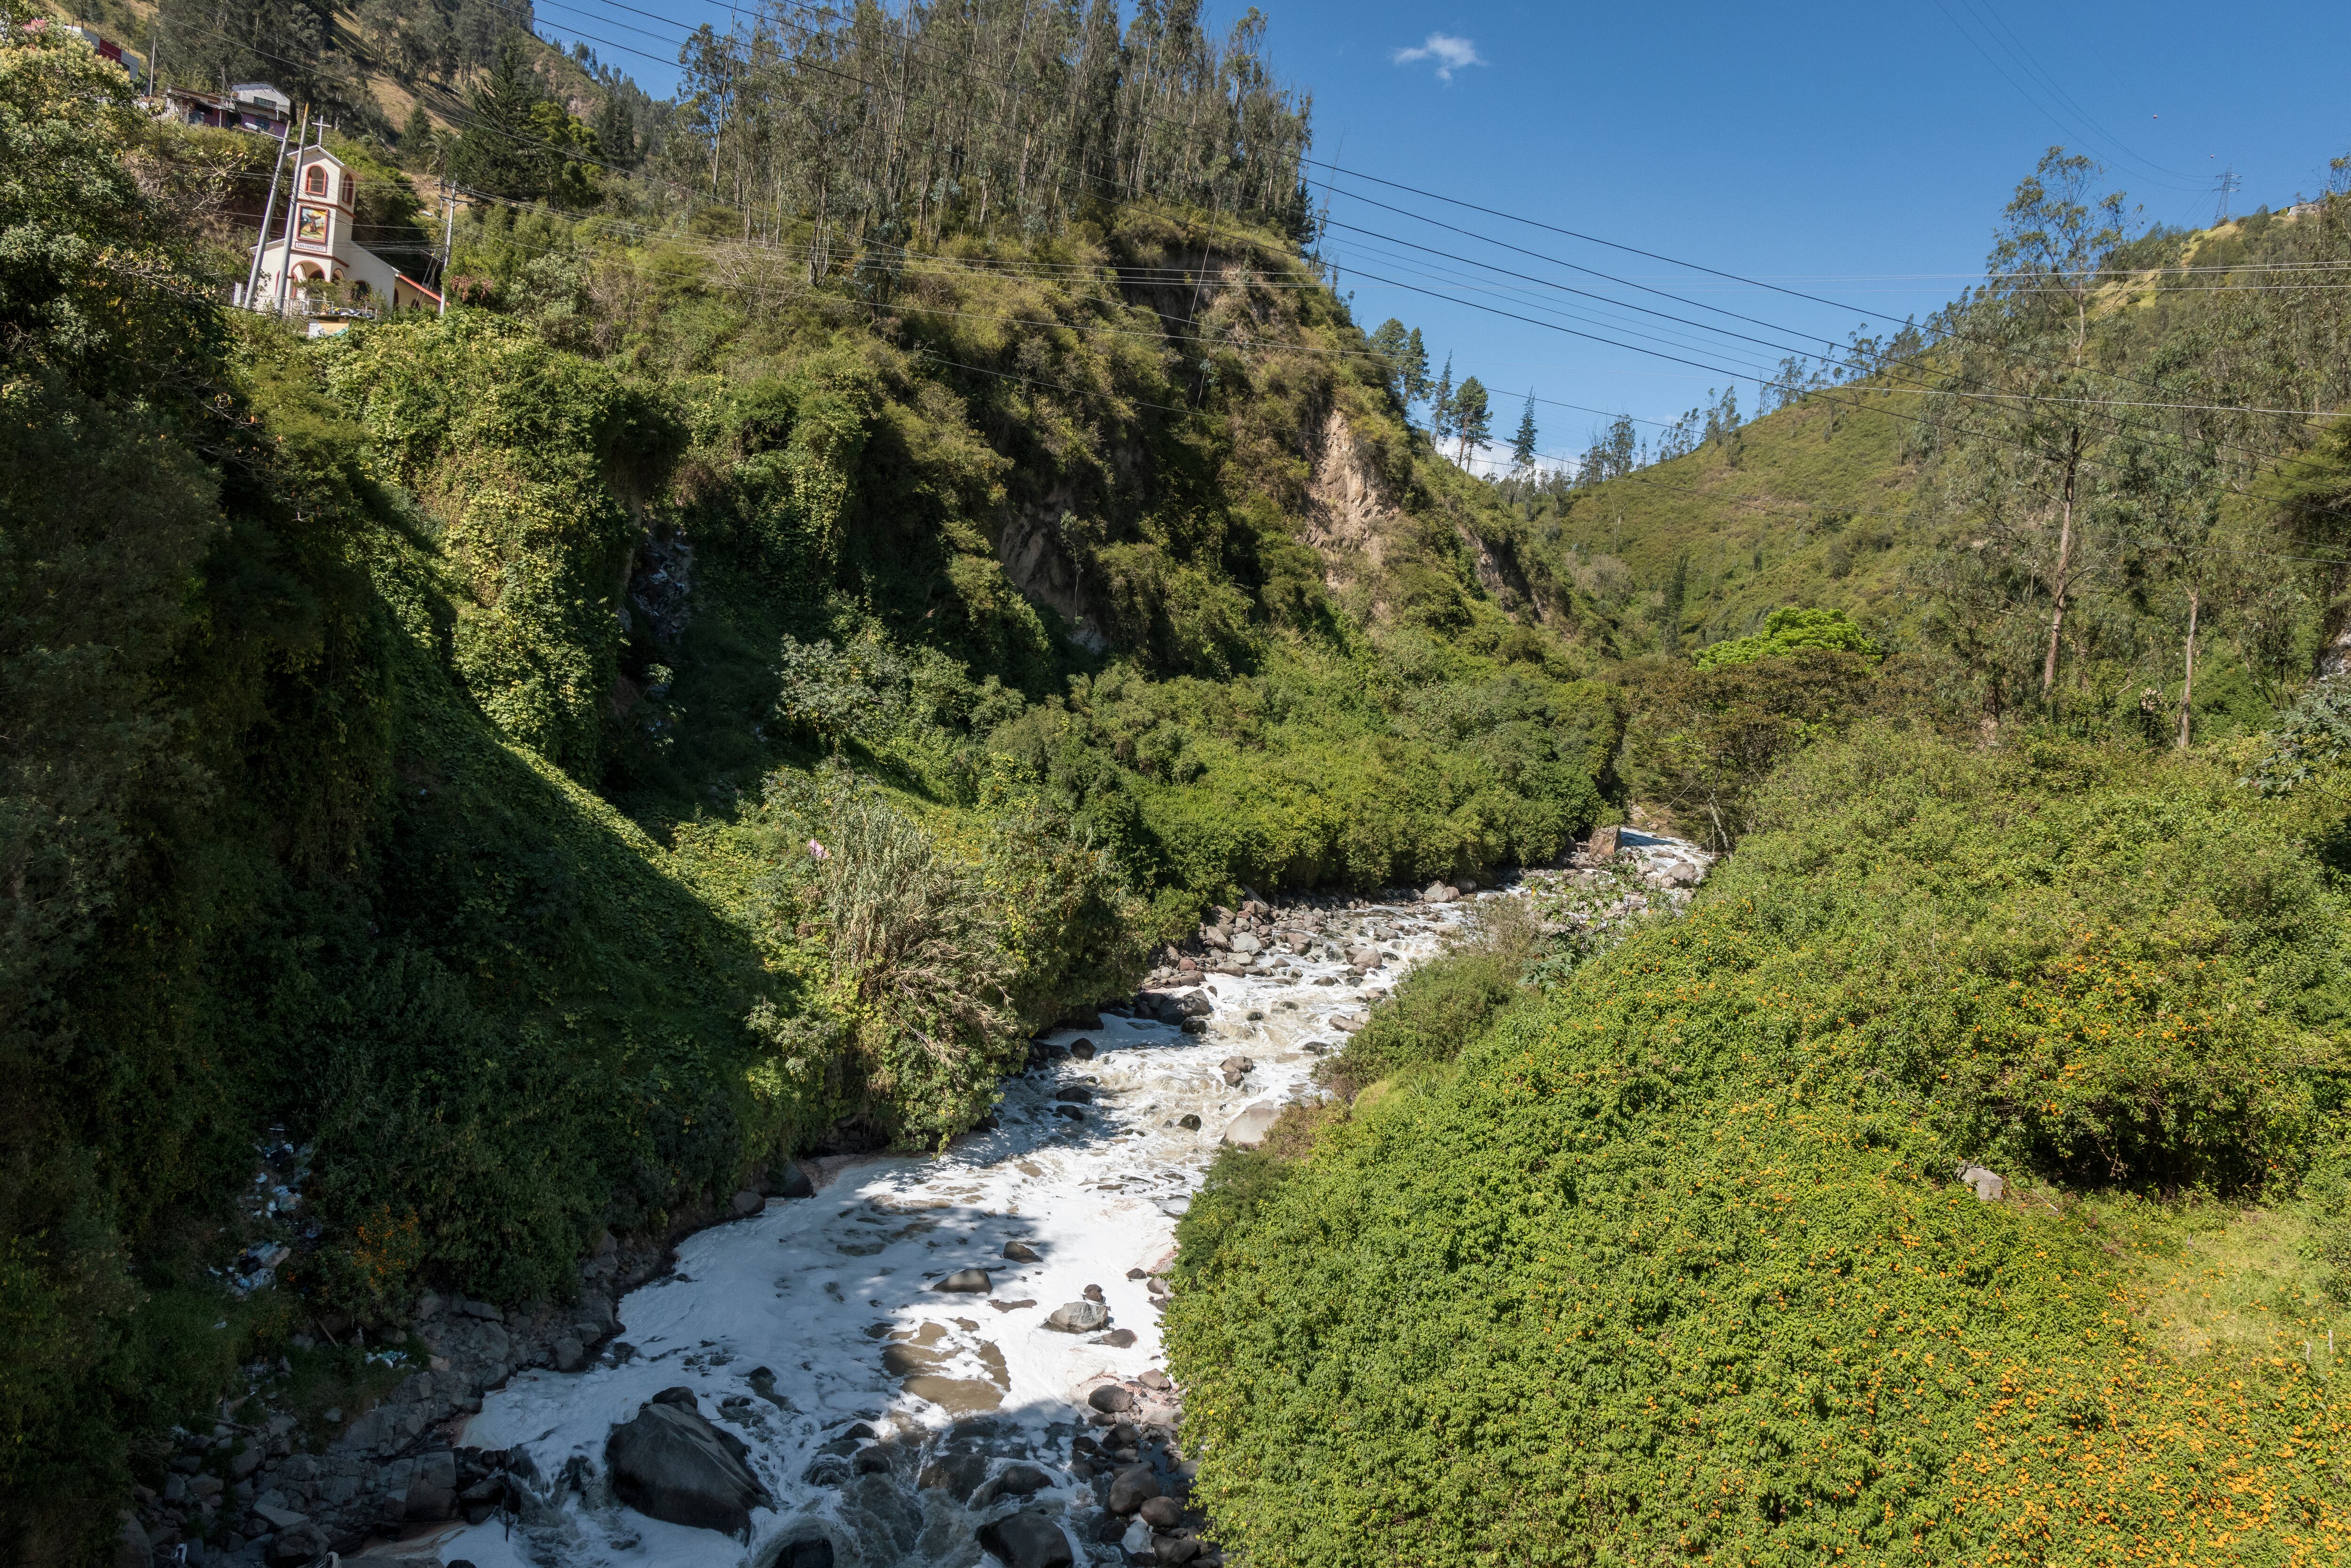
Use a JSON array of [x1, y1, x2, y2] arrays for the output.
[[57, 20, 147, 83], [246, 142, 442, 333], [158, 80, 292, 137]]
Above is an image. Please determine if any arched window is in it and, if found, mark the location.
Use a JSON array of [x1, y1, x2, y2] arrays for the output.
[[304, 165, 327, 197]]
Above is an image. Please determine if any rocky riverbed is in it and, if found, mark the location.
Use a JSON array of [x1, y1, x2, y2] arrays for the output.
[[134, 837, 1709, 1568]]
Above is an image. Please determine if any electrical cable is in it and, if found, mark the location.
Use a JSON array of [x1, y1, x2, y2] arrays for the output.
[[153, 8, 2350, 485]]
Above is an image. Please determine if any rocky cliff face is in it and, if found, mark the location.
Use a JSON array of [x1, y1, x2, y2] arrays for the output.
[[1301, 409, 1398, 598]]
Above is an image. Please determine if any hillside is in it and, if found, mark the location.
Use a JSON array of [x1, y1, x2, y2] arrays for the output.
[[1505, 187, 2351, 763], [1169, 725, 2351, 1566], [0, 17, 1621, 1560], [15, 7, 2351, 1566]]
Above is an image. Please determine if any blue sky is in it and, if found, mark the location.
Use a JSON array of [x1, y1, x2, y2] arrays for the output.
[[544, 0, 2351, 469]]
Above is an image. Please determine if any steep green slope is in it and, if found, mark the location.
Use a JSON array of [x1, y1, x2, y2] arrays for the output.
[[1550, 387, 1922, 647], [1168, 727, 2351, 1566], [0, 26, 1619, 1558]]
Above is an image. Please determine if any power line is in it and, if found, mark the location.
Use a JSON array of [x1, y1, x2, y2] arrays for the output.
[[1306, 166, 2347, 480], [160, 3, 2347, 485], [1927, 0, 2204, 193]]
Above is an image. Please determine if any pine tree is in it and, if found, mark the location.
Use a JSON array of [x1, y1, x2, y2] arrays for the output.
[[448, 33, 555, 201], [1368, 318, 1410, 403], [1511, 389, 1538, 470], [1452, 376, 1491, 465], [1402, 328, 1430, 418], [593, 92, 638, 168], [1431, 355, 1455, 448], [400, 101, 438, 172]]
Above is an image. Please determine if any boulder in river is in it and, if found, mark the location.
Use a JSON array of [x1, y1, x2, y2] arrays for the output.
[[975, 1508, 1075, 1568], [605, 1395, 772, 1534], [1087, 1383, 1133, 1413], [1152, 989, 1212, 1020], [1222, 1102, 1280, 1148], [773, 1161, 815, 1199], [1002, 1240, 1041, 1262], [1044, 1300, 1109, 1333], [1421, 882, 1458, 903], [918, 1450, 992, 1502], [936, 1268, 992, 1292], [730, 1188, 764, 1216], [971, 1461, 1055, 1508], [1176, 1113, 1202, 1130], [1106, 1465, 1163, 1515]]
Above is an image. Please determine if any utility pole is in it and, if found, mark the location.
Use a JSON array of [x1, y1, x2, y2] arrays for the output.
[[438, 182, 454, 316], [2214, 164, 2242, 225], [271, 108, 313, 320], [244, 112, 295, 309]]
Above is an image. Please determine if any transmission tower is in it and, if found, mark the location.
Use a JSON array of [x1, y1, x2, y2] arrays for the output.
[[2213, 164, 2242, 225]]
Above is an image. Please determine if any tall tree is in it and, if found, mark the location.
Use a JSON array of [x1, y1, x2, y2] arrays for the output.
[[1511, 389, 1538, 471], [1401, 327, 1430, 419], [1933, 149, 2128, 710], [1452, 376, 1491, 465], [1430, 355, 1455, 450], [447, 32, 595, 206], [447, 32, 554, 200], [592, 92, 638, 168], [1368, 318, 1409, 403]]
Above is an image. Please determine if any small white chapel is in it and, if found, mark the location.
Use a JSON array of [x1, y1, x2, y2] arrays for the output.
[[252, 142, 442, 323]]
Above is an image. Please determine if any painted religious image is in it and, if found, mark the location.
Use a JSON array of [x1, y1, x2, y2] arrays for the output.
[[296, 205, 328, 244]]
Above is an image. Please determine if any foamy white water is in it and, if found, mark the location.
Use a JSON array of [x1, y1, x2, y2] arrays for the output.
[[437, 892, 1482, 1568], [434, 842, 1708, 1568]]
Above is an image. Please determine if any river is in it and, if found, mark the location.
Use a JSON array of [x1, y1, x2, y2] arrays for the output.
[[424, 841, 1705, 1568]]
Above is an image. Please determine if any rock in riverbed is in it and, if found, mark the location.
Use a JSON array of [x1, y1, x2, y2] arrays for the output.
[[605, 1394, 771, 1534], [976, 1508, 1075, 1567], [1044, 1300, 1109, 1333], [1107, 1465, 1162, 1515], [1223, 1102, 1280, 1148]]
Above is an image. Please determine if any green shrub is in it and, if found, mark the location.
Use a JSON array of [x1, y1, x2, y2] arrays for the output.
[[326, 312, 685, 777], [1618, 647, 1878, 850], [1694, 606, 1881, 669], [1167, 727, 2351, 1566], [756, 768, 1021, 1141], [1322, 901, 1547, 1095]]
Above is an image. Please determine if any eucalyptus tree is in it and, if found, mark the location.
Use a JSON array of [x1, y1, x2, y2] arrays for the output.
[[1932, 149, 2130, 710]]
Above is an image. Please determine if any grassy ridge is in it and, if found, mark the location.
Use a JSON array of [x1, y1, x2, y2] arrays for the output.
[[1167, 725, 2351, 1565]]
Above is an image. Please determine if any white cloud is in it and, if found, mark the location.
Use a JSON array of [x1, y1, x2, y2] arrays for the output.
[[1391, 32, 1485, 83]]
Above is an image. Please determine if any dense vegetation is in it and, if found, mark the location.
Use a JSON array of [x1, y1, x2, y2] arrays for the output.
[[15, 1, 2351, 1563], [1170, 726, 2351, 1565], [1471, 155, 2351, 759], [0, 11, 1605, 1558]]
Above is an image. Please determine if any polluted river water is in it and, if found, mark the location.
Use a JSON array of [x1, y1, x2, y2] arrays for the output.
[[432, 843, 1708, 1568]]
